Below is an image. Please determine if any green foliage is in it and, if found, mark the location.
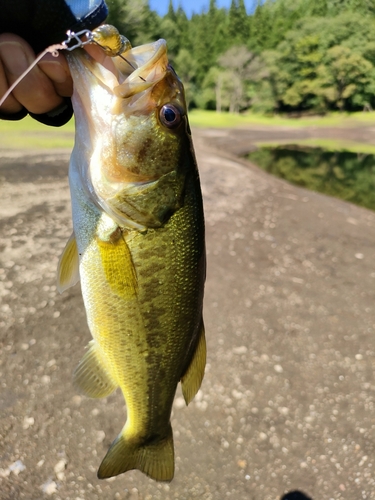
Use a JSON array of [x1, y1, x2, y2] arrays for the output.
[[173, 48, 198, 107], [257, 11, 375, 112], [105, 0, 375, 114], [106, 0, 161, 45], [197, 67, 233, 110], [318, 46, 374, 110], [228, 0, 250, 46]]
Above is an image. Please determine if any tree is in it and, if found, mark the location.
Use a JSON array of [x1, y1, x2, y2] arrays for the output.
[[317, 46, 374, 110], [106, 0, 161, 45], [228, 0, 250, 45], [158, 1, 181, 58], [197, 66, 233, 111], [255, 11, 375, 112], [279, 33, 326, 110], [105, 0, 375, 114], [173, 49, 198, 107], [206, 0, 230, 56], [218, 46, 256, 112], [307, 0, 328, 16], [251, 1, 273, 50]]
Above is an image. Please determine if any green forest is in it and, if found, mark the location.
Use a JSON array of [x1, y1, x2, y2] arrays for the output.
[[106, 0, 375, 114]]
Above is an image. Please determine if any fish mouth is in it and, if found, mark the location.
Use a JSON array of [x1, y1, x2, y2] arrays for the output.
[[113, 40, 169, 98], [67, 39, 186, 231], [68, 39, 170, 112]]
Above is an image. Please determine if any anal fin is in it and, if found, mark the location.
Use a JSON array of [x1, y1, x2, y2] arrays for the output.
[[57, 232, 80, 293], [73, 341, 117, 398], [181, 321, 206, 405]]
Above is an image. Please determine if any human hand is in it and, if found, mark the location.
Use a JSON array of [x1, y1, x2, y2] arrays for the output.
[[0, 33, 73, 116]]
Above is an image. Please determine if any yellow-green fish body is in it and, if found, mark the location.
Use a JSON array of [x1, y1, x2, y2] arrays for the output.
[[59, 34, 206, 481]]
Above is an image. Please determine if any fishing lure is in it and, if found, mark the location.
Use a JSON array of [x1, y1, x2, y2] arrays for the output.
[[0, 25, 133, 107]]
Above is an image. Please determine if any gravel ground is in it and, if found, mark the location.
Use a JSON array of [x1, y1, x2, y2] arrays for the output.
[[1, 128, 375, 500]]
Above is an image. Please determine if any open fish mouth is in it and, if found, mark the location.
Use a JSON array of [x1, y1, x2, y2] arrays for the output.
[[113, 39, 169, 98], [67, 39, 170, 115], [67, 39, 187, 230]]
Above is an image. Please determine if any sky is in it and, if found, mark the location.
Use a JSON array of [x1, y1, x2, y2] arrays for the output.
[[148, 0, 259, 18]]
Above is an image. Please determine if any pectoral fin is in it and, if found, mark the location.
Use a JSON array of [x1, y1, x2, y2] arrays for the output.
[[73, 341, 117, 398], [181, 321, 206, 405], [57, 232, 80, 293], [97, 229, 137, 300]]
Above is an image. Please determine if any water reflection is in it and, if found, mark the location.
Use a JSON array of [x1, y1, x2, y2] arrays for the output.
[[247, 145, 375, 210]]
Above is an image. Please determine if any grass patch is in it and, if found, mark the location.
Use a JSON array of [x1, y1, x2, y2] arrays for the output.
[[253, 138, 375, 155], [189, 109, 375, 129], [0, 115, 75, 149], [2, 111, 375, 150]]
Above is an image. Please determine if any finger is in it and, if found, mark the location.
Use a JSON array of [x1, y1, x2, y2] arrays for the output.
[[84, 43, 107, 64], [0, 34, 64, 115], [38, 52, 73, 98], [0, 57, 22, 113], [84, 44, 115, 73], [0, 33, 31, 113]]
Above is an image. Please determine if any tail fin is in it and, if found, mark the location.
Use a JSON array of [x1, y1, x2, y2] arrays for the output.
[[97, 424, 174, 481]]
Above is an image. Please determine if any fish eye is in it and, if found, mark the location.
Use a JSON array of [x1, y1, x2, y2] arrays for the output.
[[159, 104, 182, 129]]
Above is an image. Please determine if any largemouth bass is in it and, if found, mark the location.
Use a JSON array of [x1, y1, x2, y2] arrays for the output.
[[58, 29, 206, 481]]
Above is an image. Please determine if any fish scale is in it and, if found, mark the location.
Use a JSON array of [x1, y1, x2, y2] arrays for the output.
[[58, 28, 206, 482]]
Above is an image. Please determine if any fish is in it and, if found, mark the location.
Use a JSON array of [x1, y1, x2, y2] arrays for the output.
[[57, 27, 206, 482]]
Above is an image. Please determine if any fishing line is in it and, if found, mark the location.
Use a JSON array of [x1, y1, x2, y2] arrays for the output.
[[0, 43, 65, 108], [117, 54, 146, 82], [0, 29, 93, 107], [90, 39, 146, 82], [0, 28, 145, 108]]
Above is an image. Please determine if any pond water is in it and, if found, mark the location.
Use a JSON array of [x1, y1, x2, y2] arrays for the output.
[[247, 145, 375, 211]]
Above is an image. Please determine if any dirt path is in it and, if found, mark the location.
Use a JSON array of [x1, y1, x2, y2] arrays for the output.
[[198, 123, 375, 155], [1, 128, 375, 500]]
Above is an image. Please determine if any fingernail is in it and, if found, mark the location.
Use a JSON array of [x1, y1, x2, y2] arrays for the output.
[[0, 41, 29, 75], [38, 60, 69, 84]]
